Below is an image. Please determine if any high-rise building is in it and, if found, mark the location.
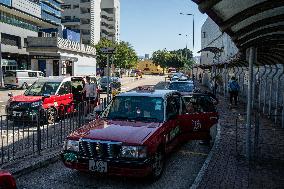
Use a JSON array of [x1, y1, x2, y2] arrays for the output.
[[39, 0, 63, 24], [62, 0, 120, 45], [62, 0, 102, 45], [101, 0, 120, 42], [0, 0, 56, 71]]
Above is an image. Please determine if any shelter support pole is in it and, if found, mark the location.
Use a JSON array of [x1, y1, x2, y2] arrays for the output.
[[275, 66, 284, 123], [263, 65, 273, 114], [252, 66, 259, 109], [246, 47, 256, 161], [282, 91, 284, 128], [269, 65, 279, 117], [259, 66, 267, 111]]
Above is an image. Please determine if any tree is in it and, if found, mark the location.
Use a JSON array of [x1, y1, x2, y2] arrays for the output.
[[152, 49, 171, 73], [94, 38, 138, 69]]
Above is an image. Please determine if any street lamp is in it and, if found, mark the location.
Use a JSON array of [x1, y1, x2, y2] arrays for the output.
[[180, 13, 194, 49], [178, 33, 189, 59]]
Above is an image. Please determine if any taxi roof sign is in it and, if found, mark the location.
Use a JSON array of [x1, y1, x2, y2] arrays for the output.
[[136, 85, 155, 92]]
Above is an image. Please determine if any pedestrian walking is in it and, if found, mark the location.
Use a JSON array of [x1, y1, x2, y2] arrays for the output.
[[228, 76, 240, 106], [82, 76, 98, 114]]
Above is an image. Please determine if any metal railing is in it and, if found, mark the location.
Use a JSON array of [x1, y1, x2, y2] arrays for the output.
[[0, 97, 111, 166]]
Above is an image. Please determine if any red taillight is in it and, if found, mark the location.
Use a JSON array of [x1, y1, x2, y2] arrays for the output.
[[15, 78, 18, 83]]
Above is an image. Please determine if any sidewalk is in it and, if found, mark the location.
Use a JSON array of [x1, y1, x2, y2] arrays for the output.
[[192, 84, 284, 188]]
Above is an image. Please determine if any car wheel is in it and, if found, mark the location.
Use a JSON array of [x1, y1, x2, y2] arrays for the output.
[[47, 108, 57, 124], [22, 83, 28, 89], [151, 150, 165, 180]]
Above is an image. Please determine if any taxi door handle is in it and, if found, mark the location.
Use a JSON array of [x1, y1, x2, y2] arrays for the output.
[[210, 117, 217, 119]]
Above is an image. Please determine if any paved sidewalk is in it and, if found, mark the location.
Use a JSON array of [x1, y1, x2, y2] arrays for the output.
[[192, 84, 284, 189]]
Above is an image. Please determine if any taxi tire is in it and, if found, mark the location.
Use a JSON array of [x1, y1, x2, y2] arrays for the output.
[[150, 150, 165, 180], [47, 108, 57, 124]]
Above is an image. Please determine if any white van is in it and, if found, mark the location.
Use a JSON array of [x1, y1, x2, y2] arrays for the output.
[[4, 70, 44, 89]]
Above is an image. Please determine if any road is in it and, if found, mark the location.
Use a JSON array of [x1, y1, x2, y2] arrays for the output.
[[0, 75, 165, 116], [13, 75, 211, 189]]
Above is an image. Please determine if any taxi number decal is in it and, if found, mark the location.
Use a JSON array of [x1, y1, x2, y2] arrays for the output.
[[192, 120, 202, 131]]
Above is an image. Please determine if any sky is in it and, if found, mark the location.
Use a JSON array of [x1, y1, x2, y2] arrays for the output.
[[120, 0, 208, 57]]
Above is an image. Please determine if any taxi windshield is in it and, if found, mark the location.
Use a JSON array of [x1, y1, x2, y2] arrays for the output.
[[169, 82, 194, 92], [106, 96, 164, 122], [24, 82, 61, 96]]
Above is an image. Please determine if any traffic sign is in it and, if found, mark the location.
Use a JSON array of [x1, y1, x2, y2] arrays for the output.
[[100, 47, 116, 54]]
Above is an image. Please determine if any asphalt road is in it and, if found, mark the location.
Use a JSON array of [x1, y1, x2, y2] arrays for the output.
[[12, 75, 211, 189]]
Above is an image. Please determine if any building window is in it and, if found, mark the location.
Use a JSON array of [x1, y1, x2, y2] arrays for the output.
[[1, 33, 20, 47], [73, 4, 79, 9], [146, 64, 148, 67], [203, 32, 206, 38], [61, 4, 71, 9]]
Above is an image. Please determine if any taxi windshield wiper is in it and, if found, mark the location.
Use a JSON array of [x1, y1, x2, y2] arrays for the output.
[[130, 116, 160, 122], [108, 115, 129, 120]]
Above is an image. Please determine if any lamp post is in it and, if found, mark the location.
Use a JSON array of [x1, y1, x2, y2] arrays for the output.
[[0, 40, 3, 88], [178, 34, 189, 59], [180, 13, 194, 49]]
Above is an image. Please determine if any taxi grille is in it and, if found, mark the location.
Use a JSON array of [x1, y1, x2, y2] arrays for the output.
[[10, 102, 31, 111], [79, 140, 122, 159]]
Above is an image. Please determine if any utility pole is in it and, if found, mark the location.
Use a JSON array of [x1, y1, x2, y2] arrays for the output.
[[100, 47, 115, 103], [0, 40, 3, 88]]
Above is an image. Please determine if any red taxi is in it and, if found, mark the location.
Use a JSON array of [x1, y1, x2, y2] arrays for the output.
[[6, 76, 85, 123], [61, 87, 218, 179], [0, 170, 17, 189]]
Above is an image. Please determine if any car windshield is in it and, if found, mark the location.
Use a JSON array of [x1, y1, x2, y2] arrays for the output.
[[169, 82, 194, 92], [24, 82, 61, 96], [105, 96, 164, 122]]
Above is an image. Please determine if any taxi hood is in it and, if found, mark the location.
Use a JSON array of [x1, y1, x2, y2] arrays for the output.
[[11, 95, 42, 102], [69, 118, 161, 144]]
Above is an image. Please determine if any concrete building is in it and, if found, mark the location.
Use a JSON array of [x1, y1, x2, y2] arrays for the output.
[[62, 0, 120, 45], [101, 0, 120, 42], [27, 35, 96, 76], [200, 17, 238, 65], [62, 0, 102, 45], [0, 0, 56, 71]]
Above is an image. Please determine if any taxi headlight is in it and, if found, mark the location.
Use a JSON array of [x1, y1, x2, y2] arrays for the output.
[[31, 101, 42, 107], [120, 146, 147, 158], [64, 140, 79, 152]]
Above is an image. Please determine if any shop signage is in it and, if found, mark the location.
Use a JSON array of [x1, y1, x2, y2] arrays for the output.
[[31, 55, 60, 59]]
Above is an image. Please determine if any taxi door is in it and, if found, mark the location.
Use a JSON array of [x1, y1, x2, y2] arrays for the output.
[[57, 81, 73, 114], [178, 94, 219, 141], [163, 94, 182, 153]]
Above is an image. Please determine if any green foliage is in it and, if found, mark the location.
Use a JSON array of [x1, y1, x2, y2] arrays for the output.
[[94, 38, 138, 69], [152, 48, 195, 71]]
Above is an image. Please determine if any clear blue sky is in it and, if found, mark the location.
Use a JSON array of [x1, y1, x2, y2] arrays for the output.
[[120, 0, 208, 57]]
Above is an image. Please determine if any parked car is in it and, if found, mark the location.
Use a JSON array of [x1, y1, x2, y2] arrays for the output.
[[167, 81, 195, 95], [0, 170, 17, 189], [6, 76, 85, 123], [4, 70, 44, 89], [61, 86, 218, 179], [97, 76, 121, 93]]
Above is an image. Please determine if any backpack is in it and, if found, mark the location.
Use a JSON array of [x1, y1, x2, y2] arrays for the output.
[[229, 81, 240, 92]]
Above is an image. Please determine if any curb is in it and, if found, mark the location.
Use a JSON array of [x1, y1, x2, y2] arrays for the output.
[[190, 122, 222, 189], [1, 148, 62, 178]]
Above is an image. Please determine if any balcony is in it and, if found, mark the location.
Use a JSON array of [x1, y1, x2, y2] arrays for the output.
[[27, 36, 96, 55]]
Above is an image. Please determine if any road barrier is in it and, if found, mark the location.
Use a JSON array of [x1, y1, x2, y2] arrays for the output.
[[0, 97, 112, 166]]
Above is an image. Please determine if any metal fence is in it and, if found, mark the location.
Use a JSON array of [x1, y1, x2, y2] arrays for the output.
[[0, 96, 111, 166]]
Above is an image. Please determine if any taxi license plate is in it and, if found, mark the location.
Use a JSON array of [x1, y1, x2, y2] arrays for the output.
[[89, 160, 107, 173], [13, 111, 22, 117]]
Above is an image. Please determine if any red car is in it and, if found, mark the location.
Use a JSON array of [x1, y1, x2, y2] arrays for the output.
[[61, 87, 218, 179], [6, 76, 85, 123], [0, 170, 17, 189]]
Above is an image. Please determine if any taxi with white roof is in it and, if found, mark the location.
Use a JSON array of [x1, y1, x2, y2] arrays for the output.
[[61, 86, 218, 179]]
